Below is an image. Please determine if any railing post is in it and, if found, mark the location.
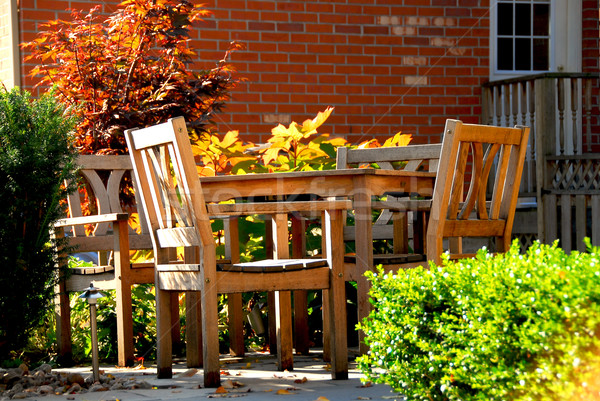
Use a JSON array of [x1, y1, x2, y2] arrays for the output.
[[535, 77, 556, 244]]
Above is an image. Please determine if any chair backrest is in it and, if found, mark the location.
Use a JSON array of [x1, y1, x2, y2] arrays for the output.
[[336, 143, 442, 245], [426, 119, 530, 265], [125, 117, 215, 265], [65, 155, 151, 252], [336, 143, 442, 173]]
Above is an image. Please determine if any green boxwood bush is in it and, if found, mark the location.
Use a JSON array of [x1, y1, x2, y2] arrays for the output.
[[358, 239, 600, 401], [0, 87, 77, 361]]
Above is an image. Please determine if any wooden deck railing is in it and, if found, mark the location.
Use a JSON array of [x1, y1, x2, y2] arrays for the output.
[[482, 73, 598, 195], [482, 73, 600, 250]]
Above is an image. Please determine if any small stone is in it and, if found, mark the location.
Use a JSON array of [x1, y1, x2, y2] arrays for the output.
[[110, 381, 124, 390], [17, 364, 28, 375], [38, 385, 54, 395], [12, 392, 28, 399], [89, 383, 108, 392], [68, 383, 82, 393], [67, 373, 85, 386], [177, 368, 198, 377], [136, 380, 152, 389], [35, 364, 52, 375]]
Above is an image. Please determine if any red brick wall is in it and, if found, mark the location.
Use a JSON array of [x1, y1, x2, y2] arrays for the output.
[[194, 0, 491, 144], [581, 0, 600, 151], [17, 0, 599, 146]]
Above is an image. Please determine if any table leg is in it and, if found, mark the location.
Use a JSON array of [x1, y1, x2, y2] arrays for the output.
[[353, 177, 374, 355]]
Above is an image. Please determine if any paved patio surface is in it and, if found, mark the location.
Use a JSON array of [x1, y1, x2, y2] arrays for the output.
[[37, 351, 402, 401]]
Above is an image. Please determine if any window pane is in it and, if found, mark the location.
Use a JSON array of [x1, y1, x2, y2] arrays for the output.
[[515, 3, 531, 36], [533, 38, 549, 70], [498, 3, 513, 36], [533, 4, 550, 36], [515, 38, 532, 70], [498, 38, 514, 70]]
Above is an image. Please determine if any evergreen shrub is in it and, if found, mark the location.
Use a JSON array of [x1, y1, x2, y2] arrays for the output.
[[0, 87, 77, 360], [358, 239, 600, 400]]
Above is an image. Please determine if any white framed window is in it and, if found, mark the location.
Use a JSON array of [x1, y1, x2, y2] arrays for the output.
[[490, 0, 582, 79]]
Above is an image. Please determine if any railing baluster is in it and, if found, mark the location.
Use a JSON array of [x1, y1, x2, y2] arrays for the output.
[[503, 84, 511, 126], [512, 82, 519, 126], [557, 78, 565, 155], [584, 78, 593, 153], [570, 78, 579, 154], [529, 79, 536, 191], [495, 85, 503, 127]]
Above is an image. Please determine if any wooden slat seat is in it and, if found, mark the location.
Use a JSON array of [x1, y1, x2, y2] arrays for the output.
[[70, 265, 116, 275], [225, 258, 328, 273]]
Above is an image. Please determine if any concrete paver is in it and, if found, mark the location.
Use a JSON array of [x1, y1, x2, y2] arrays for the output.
[[34, 352, 402, 401]]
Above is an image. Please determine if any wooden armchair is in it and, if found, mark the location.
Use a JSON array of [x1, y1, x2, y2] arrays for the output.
[[53, 155, 154, 367], [336, 143, 442, 269], [425, 119, 530, 264], [125, 117, 349, 387]]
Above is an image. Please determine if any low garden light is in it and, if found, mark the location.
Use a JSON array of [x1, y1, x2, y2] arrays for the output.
[[78, 282, 106, 382]]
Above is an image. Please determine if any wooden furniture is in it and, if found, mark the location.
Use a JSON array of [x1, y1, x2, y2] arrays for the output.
[[199, 166, 436, 358], [53, 155, 154, 367], [125, 117, 350, 387], [336, 143, 442, 265], [426, 119, 530, 264]]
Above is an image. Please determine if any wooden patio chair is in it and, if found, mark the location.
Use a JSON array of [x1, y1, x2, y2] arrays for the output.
[[336, 143, 442, 272], [425, 119, 530, 264], [125, 117, 349, 387], [53, 155, 155, 367]]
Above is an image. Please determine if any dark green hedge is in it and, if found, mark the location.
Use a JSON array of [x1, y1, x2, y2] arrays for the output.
[[0, 88, 77, 360], [358, 239, 600, 401]]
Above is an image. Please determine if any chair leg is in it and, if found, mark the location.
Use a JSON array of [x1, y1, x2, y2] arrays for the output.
[[185, 291, 202, 368], [114, 219, 135, 367], [275, 290, 294, 371], [325, 209, 348, 379], [156, 286, 173, 378], [201, 277, 221, 387], [228, 293, 245, 356], [55, 280, 73, 366]]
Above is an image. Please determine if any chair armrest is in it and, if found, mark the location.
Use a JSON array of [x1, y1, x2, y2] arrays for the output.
[[207, 200, 351, 216], [54, 213, 129, 228]]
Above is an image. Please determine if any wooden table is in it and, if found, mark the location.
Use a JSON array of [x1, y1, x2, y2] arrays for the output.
[[201, 168, 435, 354]]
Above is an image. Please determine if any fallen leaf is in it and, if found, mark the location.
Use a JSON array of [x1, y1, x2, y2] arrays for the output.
[[214, 386, 228, 394], [178, 368, 198, 377], [220, 370, 231, 375], [359, 381, 373, 388], [294, 377, 308, 384], [276, 389, 293, 395], [357, 397, 372, 400], [315, 397, 330, 401]]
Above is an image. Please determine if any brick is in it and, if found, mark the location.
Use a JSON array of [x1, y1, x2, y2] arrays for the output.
[[246, 1, 276, 11], [318, 54, 346, 64], [249, 21, 275, 31], [307, 64, 334, 74], [404, 76, 428, 86], [261, 93, 290, 103], [378, 16, 401, 25], [278, 64, 306, 73], [405, 16, 429, 26], [335, 85, 362, 95], [261, 32, 290, 42], [305, 23, 333, 33], [319, 13, 347, 24], [277, 22, 304, 32], [335, 4, 362, 14], [278, 43, 306, 53], [349, 14, 375, 25], [335, 45, 363, 54], [290, 74, 319, 84], [319, 34, 348, 44], [277, 2, 304, 12], [290, 13, 318, 23], [318, 94, 348, 105], [335, 25, 361, 34], [392, 26, 417, 36], [262, 12, 290, 22], [363, 25, 389, 35]]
